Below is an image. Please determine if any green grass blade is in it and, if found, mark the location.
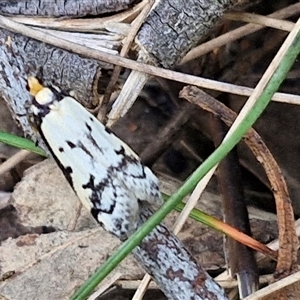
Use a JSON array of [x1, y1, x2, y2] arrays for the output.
[[0, 131, 46, 157]]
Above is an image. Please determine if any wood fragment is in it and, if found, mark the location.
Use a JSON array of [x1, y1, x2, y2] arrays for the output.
[[137, 0, 237, 67], [210, 116, 258, 297]]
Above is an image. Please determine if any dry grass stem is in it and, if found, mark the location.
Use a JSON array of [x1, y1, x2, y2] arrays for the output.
[[180, 140, 203, 162], [131, 274, 152, 300], [222, 17, 300, 140], [0, 14, 298, 112], [225, 12, 294, 32], [100, 0, 154, 121]]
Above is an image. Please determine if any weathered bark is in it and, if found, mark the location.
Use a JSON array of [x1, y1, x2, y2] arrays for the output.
[[0, 29, 102, 141], [134, 204, 228, 300], [0, 0, 135, 17], [137, 0, 237, 67]]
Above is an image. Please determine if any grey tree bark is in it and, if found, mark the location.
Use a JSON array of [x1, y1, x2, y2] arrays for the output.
[[0, 0, 135, 17]]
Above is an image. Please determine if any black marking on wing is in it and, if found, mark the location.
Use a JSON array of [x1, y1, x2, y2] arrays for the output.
[[114, 146, 146, 179], [59, 147, 64, 152], [105, 127, 113, 134], [82, 174, 116, 214], [63, 166, 74, 189], [85, 122, 92, 132], [34, 125, 75, 189], [82, 174, 97, 191], [32, 99, 51, 118], [113, 218, 123, 230], [86, 130, 104, 154], [149, 180, 160, 198], [67, 141, 76, 149], [49, 86, 68, 100], [66, 139, 94, 159], [115, 146, 125, 156], [91, 207, 101, 221], [78, 141, 93, 158]]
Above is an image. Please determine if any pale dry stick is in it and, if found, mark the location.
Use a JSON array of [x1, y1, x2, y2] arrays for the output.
[[0, 227, 102, 285], [133, 167, 218, 300], [180, 2, 300, 64], [117, 0, 153, 56], [243, 271, 300, 300], [225, 12, 294, 32], [180, 140, 203, 162], [120, 274, 274, 290], [0, 15, 299, 106], [106, 66, 151, 126], [87, 272, 122, 300], [0, 149, 31, 176], [131, 274, 151, 300], [25, 28, 124, 54], [117, 280, 158, 290], [8, 1, 146, 32], [222, 17, 300, 141], [100, 0, 154, 121]]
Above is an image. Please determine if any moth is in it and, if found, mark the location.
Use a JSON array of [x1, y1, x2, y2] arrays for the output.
[[28, 77, 163, 240]]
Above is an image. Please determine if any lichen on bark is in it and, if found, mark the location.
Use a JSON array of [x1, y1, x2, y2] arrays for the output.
[[133, 204, 229, 300]]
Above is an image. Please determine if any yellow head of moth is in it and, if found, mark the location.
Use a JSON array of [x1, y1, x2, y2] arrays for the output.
[[28, 77, 58, 107], [27, 77, 45, 97]]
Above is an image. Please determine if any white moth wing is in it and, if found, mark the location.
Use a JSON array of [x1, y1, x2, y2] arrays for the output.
[[37, 95, 162, 237]]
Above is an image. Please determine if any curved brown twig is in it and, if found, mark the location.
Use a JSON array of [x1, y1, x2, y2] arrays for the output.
[[180, 85, 298, 277]]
